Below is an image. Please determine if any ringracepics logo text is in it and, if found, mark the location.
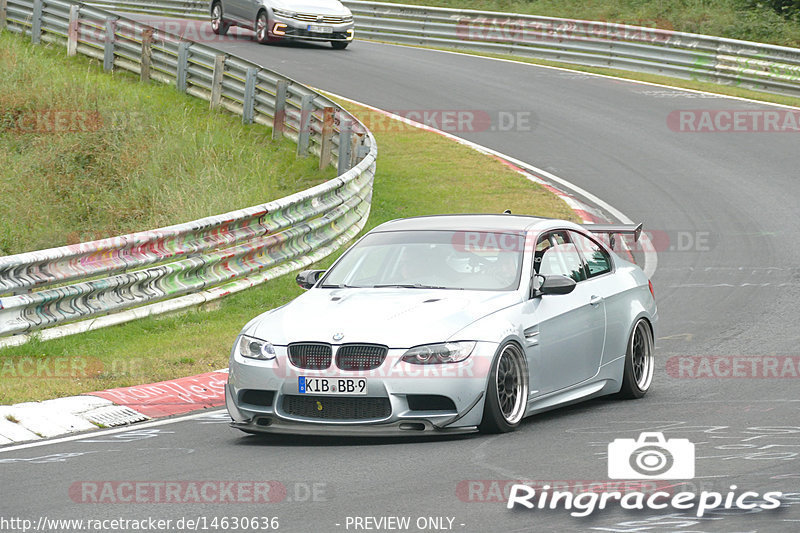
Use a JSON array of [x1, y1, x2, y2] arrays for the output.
[[506, 432, 784, 517]]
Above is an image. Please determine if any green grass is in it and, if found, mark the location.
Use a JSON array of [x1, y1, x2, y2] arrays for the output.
[[371, 0, 800, 48], [0, 32, 577, 405], [0, 31, 337, 255]]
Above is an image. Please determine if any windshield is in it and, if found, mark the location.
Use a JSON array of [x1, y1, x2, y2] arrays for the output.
[[321, 230, 525, 291]]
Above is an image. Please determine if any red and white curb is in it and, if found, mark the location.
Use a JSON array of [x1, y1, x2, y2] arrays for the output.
[[0, 370, 227, 445]]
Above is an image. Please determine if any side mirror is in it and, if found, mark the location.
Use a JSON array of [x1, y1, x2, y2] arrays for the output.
[[531, 274, 576, 297], [296, 270, 325, 290]]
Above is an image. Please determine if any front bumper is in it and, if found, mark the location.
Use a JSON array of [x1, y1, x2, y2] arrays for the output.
[[226, 343, 497, 436], [272, 15, 354, 42]]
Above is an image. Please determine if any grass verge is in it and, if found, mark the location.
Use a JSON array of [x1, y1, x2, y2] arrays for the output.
[[0, 34, 577, 405], [0, 31, 337, 255]]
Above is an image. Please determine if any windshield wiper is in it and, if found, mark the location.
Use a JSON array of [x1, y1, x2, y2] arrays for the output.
[[372, 283, 450, 289]]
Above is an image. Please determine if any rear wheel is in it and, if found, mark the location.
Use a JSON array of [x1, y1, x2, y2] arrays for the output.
[[210, 2, 229, 36], [331, 40, 349, 50], [479, 343, 528, 433], [619, 319, 654, 399]]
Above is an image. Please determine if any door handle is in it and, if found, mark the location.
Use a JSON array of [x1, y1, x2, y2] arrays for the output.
[[589, 295, 604, 306]]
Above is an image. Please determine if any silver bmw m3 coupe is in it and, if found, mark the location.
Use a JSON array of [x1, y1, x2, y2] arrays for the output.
[[210, 0, 355, 48], [225, 214, 657, 436]]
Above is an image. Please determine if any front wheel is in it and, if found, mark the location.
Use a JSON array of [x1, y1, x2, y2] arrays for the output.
[[618, 319, 654, 399], [331, 40, 349, 50], [479, 343, 529, 433], [255, 11, 274, 44]]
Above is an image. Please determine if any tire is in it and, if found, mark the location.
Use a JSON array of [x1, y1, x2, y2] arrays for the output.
[[210, 2, 229, 36], [255, 11, 274, 44], [618, 318, 654, 399], [331, 41, 349, 50], [479, 342, 529, 433]]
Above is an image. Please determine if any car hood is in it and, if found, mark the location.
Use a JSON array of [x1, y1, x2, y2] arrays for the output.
[[244, 288, 521, 347], [271, 0, 351, 16]]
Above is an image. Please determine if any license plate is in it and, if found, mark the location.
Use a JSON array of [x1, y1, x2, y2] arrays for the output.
[[308, 24, 333, 33], [299, 376, 367, 395]]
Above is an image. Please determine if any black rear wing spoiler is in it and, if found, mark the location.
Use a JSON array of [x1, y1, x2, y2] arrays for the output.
[[583, 223, 643, 247]]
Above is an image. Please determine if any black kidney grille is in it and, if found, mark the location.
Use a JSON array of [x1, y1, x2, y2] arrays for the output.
[[282, 395, 391, 420], [336, 344, 388, 370], [288, 343, 332, 369]]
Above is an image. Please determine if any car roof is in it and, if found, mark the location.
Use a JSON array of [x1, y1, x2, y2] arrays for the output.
[[371, 214, 568, 233]]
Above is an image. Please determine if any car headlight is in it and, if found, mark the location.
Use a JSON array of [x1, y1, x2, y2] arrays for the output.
[[401, 342, 476, 364], [343, 15, 354, 22], [238, 335, 277, 360], [272, 8, 295, 18]]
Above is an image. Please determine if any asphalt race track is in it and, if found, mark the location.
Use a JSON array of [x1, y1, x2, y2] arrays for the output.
[[2, 23, 800, 533]]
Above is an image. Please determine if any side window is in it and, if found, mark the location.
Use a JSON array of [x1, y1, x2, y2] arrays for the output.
[[570, 231, 612, 278], [535, 231, 587, 282]]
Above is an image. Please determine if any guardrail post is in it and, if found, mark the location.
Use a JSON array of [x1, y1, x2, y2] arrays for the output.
[[242, 67, 257, 125], [31, 0, 43, 44], [337, 114, 353, 175], [210, 54, 225, 109], [1, 0, 8, 32], [319, 107, 335, 170], [296, 94, 314, 157], [176, 41, 189, 92], [66, 5, 79, 56], [140, 28, 154, 82], [357, 136, 370, 160], [103, 17, 116, 71], [272, 80, 288, 140], [350, 132, 361, 168]]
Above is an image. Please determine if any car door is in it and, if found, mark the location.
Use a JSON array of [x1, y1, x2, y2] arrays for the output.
[[225, 0, 251, 25], [522, 230, 606, 396], [569, 229, 622, 363]]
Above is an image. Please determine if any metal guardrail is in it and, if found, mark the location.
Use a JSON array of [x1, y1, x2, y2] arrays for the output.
[[0, 0, 377, 339], [80, 0, 800, 97]]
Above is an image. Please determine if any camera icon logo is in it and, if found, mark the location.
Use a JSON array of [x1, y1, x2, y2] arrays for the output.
[[608, 432, 695, 479]]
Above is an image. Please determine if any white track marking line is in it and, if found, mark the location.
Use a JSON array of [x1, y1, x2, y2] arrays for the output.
[[320, 89, 657, 278], [0, 408, 225, 453]]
